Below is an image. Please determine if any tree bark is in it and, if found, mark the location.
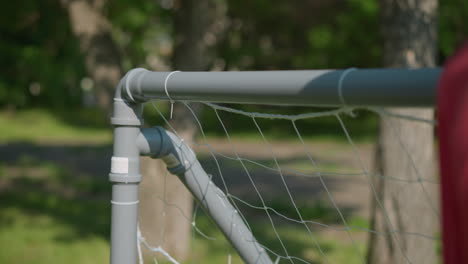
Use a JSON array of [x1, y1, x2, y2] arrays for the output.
[[138, 0, 227, 261], [367, 1, 438, 263], [62, 0, 121, 114]]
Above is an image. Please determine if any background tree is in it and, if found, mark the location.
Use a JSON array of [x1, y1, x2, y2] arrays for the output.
[[138, 0, 227, 260], [62, 0, 122, 115], [367, 0, 438, 263]]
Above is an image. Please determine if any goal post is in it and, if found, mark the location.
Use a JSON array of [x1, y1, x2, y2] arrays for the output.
[[122, 68, 440, 107], [109, 68, 441, 264]]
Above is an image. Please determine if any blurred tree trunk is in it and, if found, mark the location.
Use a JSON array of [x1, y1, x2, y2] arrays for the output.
[[367, 0, 438, 263], [138, 0, 227, 261], [62, 0, 121, 115]]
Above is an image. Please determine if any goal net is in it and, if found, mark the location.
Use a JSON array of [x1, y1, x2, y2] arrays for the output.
[[137, 101, 439, 264]]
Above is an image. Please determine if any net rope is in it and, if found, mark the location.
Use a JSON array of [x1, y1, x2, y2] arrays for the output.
[[137, 101, 439, 264]]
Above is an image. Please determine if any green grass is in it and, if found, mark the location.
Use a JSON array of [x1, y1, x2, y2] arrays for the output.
[[187, 210, 367, 264], [0, 159, 110, 264], [0, 108, 371, 263], [0, 108, 111, 143], [0, 208, 109, 264], [0, 158, 369, 264]]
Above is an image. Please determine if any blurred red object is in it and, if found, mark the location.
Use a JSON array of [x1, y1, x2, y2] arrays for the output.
[[438, 42, 468, 264]]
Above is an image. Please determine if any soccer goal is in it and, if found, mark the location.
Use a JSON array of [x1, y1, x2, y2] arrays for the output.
[[109, 68, 441, 264]]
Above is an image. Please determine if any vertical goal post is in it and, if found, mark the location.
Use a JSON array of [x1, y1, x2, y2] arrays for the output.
[[109, 68, 441, 264]]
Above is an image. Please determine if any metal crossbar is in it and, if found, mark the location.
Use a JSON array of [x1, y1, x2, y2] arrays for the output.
[[122, 68, 441, 107]]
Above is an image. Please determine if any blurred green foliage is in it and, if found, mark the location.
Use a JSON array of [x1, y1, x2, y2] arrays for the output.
[[439, 0, 468, 59], [107, 0, 173, 70], [223, 0, 381, 69], [0, 0, 465, 111], [0, 0, 85, 108]]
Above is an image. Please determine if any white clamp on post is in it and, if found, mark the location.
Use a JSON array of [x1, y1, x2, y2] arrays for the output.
[[110, 200, 139, 206], [111, 156, 129, 174]]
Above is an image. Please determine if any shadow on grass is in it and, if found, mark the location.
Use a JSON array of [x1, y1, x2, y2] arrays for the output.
[[0, 180, 110, 242], [0, 142, 112, 177], [192, 151, 367, 263], [0, 141, 112, 243], [193, 201, 361, 264], [191, 154, 364, 263], [198, 152, 367, 208]]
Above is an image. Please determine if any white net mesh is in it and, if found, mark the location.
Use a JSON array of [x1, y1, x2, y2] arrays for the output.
[[138, 101, 439, 264]]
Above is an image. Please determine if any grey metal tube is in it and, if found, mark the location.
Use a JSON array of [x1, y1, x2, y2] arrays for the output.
[[111, 183, 139, 264], [182, 157, 272, 264], [110, 90, 144, 264], [126, 68, 441, 107], [139, 127, 273, 264], [110, 126, 141, 264]]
